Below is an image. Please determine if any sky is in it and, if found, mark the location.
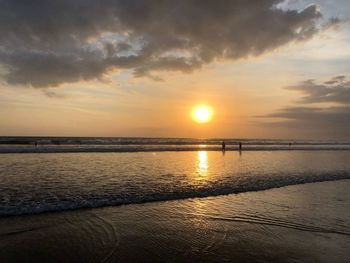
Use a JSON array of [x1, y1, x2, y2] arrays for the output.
[[0, 0, 349, 139]]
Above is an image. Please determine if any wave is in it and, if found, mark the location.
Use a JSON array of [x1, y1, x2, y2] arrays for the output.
[[1, 137, 350, 153], [1, 172, 349, 217], [1, 136, 350, 145], [2, 144, 350, 153]]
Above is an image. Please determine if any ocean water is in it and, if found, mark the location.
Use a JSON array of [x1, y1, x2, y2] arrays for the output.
[[1, 137, 350, 153], [1, 149, 350, 217]]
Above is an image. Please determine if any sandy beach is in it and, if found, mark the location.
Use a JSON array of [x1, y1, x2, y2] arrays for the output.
[[1, 180, 349, 262]]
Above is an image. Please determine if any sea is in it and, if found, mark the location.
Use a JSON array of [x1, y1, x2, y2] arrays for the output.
[[1, 136, 350, 153], [1, 136, 350, 217]]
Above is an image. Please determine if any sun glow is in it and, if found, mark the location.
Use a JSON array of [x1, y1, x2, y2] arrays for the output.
[[197, 151, 208, 176], [192, 105, 213, 123]]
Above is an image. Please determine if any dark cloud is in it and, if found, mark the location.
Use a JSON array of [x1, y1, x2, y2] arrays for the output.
[[0, 0, 327, 87], [285, 76, 350, 104], [262, 76, 350, 138], [264, 106, 350, 138], [323, 17, 342, 30]]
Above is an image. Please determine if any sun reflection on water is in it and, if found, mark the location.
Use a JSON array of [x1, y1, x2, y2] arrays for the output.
[[197, 151, 208, 176]]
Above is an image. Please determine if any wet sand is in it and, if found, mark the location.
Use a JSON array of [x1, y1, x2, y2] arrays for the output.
[[1, 180, 349, 263]]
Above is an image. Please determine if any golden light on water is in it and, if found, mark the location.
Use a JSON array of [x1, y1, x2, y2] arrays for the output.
[[197, 151, 208, 176], [192, 105, 213, 123]]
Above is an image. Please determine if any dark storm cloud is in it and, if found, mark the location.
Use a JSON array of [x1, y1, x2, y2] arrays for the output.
[[262, 76, 350, 138], [0, 0, 327, 87]]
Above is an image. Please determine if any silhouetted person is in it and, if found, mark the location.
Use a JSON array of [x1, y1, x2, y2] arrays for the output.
[[34, 141, 37, 147], [239, 142, 242, 151], [221, 141, 226, 151], [289, 142, 292, 147]]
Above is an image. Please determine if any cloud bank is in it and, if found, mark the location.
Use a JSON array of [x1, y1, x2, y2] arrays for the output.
[[0, 0, 326, 87], [285, 76, 350, 104], [263, 76, 350, 138]]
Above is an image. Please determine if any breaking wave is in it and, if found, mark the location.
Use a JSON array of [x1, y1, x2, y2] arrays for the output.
[[1, 172, 349, 217]]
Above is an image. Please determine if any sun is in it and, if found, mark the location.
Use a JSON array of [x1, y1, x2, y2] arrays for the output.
[[192, 105, 213, 123]]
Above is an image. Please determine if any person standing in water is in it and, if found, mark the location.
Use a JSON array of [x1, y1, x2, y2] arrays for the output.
[[221, 141, 226, 151], [239, 142, 242, 151]]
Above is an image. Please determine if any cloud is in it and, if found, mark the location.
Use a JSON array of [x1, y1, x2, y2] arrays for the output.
[[43, 90, 67, 99], [262, 76, 350, 138], [0, 0, 327, 87], [285, 76, 350, 104]]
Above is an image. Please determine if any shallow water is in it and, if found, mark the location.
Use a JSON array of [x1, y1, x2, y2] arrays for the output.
[[0, 180, 349, 262], [1, 151, 350, 216]]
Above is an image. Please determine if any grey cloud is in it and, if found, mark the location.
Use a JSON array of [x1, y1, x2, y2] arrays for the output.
[[262, 76, 350, 138], [323, 17, 342, 30], [323, 75, 346, 85], [0, 50, 108, 87], [264, 106, 350, 138], [268, 106, 350, 124], [285, 76, 350, 104], [0, 0, 327, 87], [43, 90, 67, 99]]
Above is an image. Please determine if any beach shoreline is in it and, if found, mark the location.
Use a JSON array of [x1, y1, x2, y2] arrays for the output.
[[1, 180, 349, 262]]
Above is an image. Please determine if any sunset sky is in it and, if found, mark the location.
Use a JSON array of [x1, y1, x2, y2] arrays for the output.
[[0, 0, 349, 139]]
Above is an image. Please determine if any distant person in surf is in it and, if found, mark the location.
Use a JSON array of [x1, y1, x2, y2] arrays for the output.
[[239, 142, 242, 151], [222, 141, 226, 151]]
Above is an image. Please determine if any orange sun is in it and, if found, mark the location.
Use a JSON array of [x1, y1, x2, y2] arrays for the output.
[[192, 105, 213, 123]]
